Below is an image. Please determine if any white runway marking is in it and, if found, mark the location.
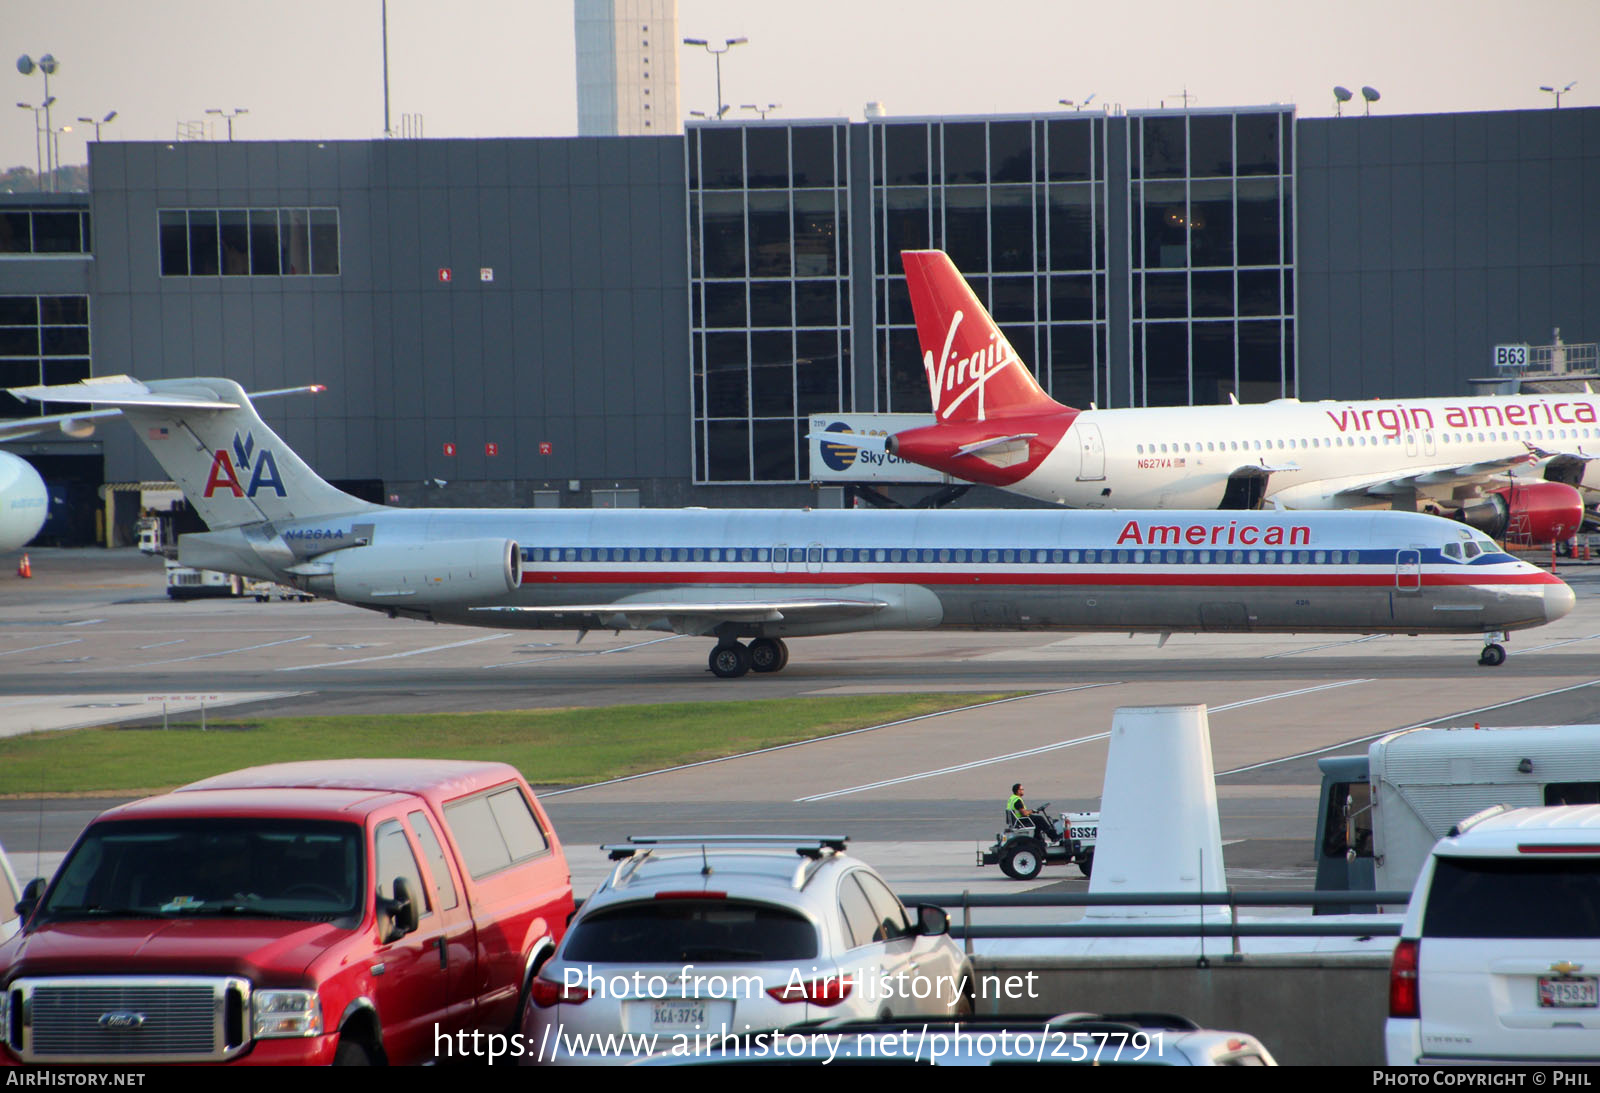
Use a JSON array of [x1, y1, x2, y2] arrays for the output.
[[64, 618, 104, 627], [277, 632, 512, 670], [0, 639, 82, 658], [1216, 678, 1600, 777], [797, 679, 1372, 802], [105, 635, 313, 669], [1521, 632, 1600, 654], [543, 683, 1122, 798], [482, 634, 684, 669], [1263, 635, 1387, 658], [136, 639, 186, 650]]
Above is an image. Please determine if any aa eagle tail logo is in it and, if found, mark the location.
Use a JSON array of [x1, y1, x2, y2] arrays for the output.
[[203, 431, 286, 498]]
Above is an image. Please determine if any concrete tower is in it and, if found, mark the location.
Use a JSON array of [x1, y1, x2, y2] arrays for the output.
[[575, 0, 680, 136]]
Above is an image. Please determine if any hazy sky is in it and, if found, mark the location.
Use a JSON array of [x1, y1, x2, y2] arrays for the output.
[[4, 0, 1595, 173]]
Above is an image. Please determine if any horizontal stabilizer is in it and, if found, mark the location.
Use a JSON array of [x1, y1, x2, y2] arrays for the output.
[[805, 430, 888, 452], [9, 374, 240, 409], [953, 433, 1039, 458]]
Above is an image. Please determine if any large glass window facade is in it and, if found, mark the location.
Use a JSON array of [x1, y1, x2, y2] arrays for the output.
[[159, 208, 340, 277], [0, 209, 91, 255], [870, 117, 1109, 413], [687, 123, 851, 483], [0, 295, 90, 418], [1130, 108, 1294, 405]]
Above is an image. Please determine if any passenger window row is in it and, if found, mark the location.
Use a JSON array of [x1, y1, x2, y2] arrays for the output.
[[522, 545, 1439, 566], [1137, 425, 1597, 456]]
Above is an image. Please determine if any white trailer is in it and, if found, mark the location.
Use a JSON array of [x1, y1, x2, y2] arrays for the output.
[[1368, 725, 1600, 896]]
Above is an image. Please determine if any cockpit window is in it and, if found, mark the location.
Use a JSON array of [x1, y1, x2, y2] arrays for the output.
[[1463, 541, 1482, 560], [1443, 542, 1462, 561]]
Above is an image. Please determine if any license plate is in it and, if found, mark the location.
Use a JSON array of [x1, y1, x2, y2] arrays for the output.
[[651, 1001, 708, 1027], [1539, 976, 1599, 1008]]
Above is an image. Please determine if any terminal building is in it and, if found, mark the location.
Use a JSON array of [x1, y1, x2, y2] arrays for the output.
[[2, 103, 1598, 542]]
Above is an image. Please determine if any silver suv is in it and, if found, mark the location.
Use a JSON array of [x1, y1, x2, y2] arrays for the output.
[[1386, 804, 1600, 1065], [521, 836, 972, 1065]]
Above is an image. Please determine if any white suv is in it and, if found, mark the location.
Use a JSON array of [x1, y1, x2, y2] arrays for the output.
[[1386, 804, 1600, 1065], [521, 835, 973, 1065]]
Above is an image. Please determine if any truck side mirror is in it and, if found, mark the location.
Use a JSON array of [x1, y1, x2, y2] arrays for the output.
[[15, 877, 45, 923], [378, 876, 420, 943]]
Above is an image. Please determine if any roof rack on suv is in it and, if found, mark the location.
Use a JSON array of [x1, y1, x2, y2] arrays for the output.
[[602, 834, 849, 861], [600, 835, 852, 892]]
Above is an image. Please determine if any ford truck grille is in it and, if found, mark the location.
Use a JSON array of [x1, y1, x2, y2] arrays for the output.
[[7, 977, 250, 1063]]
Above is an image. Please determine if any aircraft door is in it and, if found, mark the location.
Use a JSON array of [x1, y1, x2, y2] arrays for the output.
[[1404, 432, 1418, 457], [1423, 431, 1436, 457], [806, 542, 824, 574], [1396, 548, 1422, 594], [1077, 422, 1106, 481]]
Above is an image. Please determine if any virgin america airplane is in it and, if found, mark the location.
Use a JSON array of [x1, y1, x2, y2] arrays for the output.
[[880, 251, 1597, 545], [9, 375, 1574, 672]]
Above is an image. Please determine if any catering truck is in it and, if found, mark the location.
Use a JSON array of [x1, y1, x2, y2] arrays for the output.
[[0, 760, 574, 1066], [1313, 725, 1600, 907]]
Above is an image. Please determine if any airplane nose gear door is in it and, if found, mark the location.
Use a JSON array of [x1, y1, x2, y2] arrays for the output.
[[1077, 422, 1106, 481], [1396, 549, 1422, 594]]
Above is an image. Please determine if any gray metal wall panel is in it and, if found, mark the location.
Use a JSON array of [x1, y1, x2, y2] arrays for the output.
[[419, 293, 456, 417], [573, 413, 607, 475], [417, 142, 451, 188], [600, 288, 635, 418], [1295, 272, 1331, 397], [370, 292, 397, 420], [1484, 267, 1521, 343], [598, 185, 632, 281], [279, 293, 317, 395], [1483, 161, 1520, 265], [568, 141, 602, 188], [1326, 271, 1362, 394], [217, 146, 249, 191], [338, 143, 372, 190], [1517, 160, 1553, 266], [509, 187, 541, 289], [1389, 270, 1424, 391], [1452, 268, 1489, 369], [538, 187, 573, 286], [1390, 164, 1423, 267], [387, 187, 422, 292], [274, 143, 310, 193], [477, 142, 509, 189], [1357, 165, 1393, 270], [310, 293, 345, 392], [1453, 162, 1488, 268], [339, 194, 373, 290], [1421, 269, 1456, 384], [1550, 166, 1584, 266], [568, 189, 603, 288], [341, 415, 377, 477], [451, 294, 486, 419], [307, 145, 340, 194], [478, 186, 512, 287], [539, 290, 576, 417], [628, 185, 662, 278], [395, 417, 425, 480], [570, 288, 605, 411], [251, 294, 285, 392], [508, 290, 543, 420], [1359, 273, 1395, 393], [1419, 163, 1457, 269], [537, 141, 571, 187], [220, 293, 257, 378]]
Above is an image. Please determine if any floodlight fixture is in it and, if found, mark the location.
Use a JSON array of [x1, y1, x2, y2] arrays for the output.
[[683, 36, 748, 121], [1539, 81, 1576, 108]]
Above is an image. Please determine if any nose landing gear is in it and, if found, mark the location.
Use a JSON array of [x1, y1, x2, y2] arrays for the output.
[[1478, 632, 1508, 667]]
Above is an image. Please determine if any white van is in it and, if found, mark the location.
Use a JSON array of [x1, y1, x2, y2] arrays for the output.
[[1385, 805, 1600, 1065]]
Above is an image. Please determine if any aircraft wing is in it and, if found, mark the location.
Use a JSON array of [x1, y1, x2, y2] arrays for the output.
[[1330, 452, 1541, 500], [474, 595, 888, 632], [0, 407, 126, 442]]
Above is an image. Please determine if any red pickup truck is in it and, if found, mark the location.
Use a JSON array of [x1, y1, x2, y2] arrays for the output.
[[0, 759, 573, 1065]]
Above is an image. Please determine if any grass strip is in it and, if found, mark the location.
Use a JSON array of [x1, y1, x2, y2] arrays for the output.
[[0, 693, 1017, 796]]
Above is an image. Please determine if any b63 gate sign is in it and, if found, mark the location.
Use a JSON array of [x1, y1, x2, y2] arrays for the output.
[[807, 413, 944, 483]]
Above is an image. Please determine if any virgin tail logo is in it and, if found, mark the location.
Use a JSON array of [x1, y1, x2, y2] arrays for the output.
[[902, 250, 1068, 423], [922, 310, 1026, 422]]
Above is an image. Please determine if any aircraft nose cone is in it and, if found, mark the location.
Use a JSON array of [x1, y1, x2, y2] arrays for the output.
[[1545, 580, 1577, 623]]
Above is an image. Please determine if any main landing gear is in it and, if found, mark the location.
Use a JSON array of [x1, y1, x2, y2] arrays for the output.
[[708, 637, 789, 679], [1478, 632, 1508, 668]]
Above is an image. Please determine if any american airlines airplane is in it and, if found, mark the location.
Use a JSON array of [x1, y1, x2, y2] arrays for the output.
[[8, 376, 1575, 674], [878, 251, 1597, 545], [0, 452, 47, 553]]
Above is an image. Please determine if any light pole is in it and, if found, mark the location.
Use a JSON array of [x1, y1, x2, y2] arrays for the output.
[[77, 110, 117, 142], [1540, 81, 1576, 108], [682, 37, 747, 121], [16, 54, 58, 189], [48, 123, 71, 185], [1058, 93, 1095, 111], [205, 107, 248, 140], [16, 101, 46, 188], [740, 102, 779, 119]]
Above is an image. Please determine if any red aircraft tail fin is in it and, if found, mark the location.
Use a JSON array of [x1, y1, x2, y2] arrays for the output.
[[902, 250, 1071, 422]]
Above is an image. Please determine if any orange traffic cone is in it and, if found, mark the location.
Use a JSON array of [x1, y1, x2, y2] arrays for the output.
[[17, 553, 30, 578]]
